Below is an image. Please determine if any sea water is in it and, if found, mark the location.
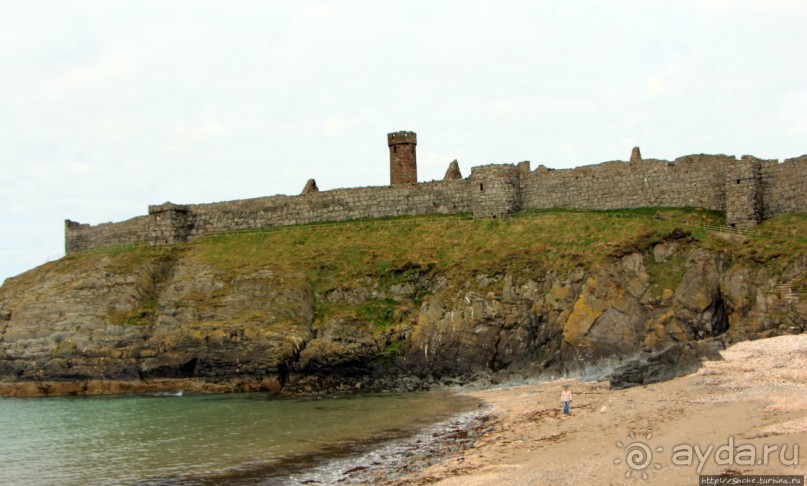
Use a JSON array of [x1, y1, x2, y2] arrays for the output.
[[0, 391, 477, 485]]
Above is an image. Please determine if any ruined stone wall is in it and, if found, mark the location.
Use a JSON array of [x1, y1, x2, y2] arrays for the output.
[[760, 155, 807, 220], [64, 152, 806, 253], [65, 181, 475, 253], [469, 164, 524, 217], [64, 216, 150, 253], [148, 203, 192, 245], [180, 180, 474, 239], [519, 155, 730, 212], [725, 157, 765, 228]]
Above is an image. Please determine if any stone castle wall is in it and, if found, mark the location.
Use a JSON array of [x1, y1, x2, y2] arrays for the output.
[[725, 157, 766, 228], [65, 152, 807, 253], [760, 155, 807, 220], [65, 216, 150, 253], [520, 155, 731, 213], [469, 163, 527, 217], [184, 180, 474, 239]]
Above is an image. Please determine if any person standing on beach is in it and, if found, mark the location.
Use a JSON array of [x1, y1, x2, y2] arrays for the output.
[[561, 385, 573, 415]]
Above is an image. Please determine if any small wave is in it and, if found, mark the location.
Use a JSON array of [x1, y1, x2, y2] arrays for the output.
[[144, 390, 184, 398]]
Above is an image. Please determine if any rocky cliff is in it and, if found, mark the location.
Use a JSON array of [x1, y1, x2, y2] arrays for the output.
[[1, 210, 805, 396]]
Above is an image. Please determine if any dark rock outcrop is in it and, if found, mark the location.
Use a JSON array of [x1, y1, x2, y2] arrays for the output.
[[607, 341, 723, 389]]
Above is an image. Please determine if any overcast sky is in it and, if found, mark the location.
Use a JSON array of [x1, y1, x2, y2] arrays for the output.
[[1, 1, 806, 283]]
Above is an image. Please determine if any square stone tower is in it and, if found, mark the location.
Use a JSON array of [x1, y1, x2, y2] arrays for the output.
[[388, 131, 417, 185]]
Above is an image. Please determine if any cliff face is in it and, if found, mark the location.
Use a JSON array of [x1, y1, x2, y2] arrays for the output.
[[402, 241, 790, 388], [1, 212, 805, 396], [0, 250, 317, 395]]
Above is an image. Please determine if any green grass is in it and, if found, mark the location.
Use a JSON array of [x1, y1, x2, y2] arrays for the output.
[[119, 295, 159, 327], [701, 212, 807, 274], [357, 299, 399, 329], [183, 208, 805, 314], [644, 250, 690, 300], [161, 208, 738, 335], [13, 208, 804, 332], [372, 338, 407, 369], [185, 208, 727, 287], [18, 209, 801, 293]]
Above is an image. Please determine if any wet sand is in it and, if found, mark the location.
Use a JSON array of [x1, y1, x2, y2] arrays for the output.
[[383, 334, 807, 485]]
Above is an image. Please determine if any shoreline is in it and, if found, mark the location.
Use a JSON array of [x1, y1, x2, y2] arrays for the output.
[[3, 333, 806, 484], [287, 404, 496, 484], [0, 376, 288, 397], [0, 388, 480, 485], [374, 333, 807, 485]]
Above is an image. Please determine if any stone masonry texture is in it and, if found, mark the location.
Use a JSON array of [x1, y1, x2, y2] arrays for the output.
[[444, 160, 463, 181], [388, 131, 417, 185], [65, 146, 807, 253], [301, 179, 319, 195], [630, 146, 642, 163]]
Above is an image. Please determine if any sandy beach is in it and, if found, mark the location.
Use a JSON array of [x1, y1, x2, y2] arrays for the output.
[[389, 334, 807, 485]]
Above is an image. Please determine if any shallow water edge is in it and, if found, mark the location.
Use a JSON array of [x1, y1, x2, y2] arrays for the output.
[[0, 388, 484, 485]]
